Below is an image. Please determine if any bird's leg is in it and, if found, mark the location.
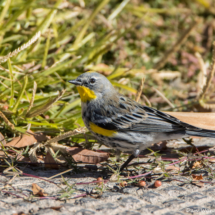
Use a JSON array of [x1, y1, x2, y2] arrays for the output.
[[115, 149, 121, 162], [119, 149, 140, 172], [120, 154, 135, 172]]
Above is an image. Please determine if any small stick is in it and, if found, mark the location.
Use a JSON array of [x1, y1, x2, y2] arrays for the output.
[[153, 87, 175, 108], [199, 41, 215, 100], [26, 81, 37, 115], [142, 94, 152, 107], [135, 77, 145, 102], [48, 169, 73, 180], [44, 127, 87, 146], [195, 52, 207, 95], [0, 110, 14, 130]]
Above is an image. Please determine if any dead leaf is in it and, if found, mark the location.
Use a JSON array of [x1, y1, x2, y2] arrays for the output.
[[0, 132, 6, 145], [192, 181, 204, 187], [192, 174, 203, 180], [192, 161, 203, 169], [44, 151, 59, 169], [5, 131, 49, 148], [50, 206, 62, 211], [109, 173, 120, 182], [209, 158, 215, 163], [32, 183, 48, 197], [153, 166, 163, 174], [165, 165, 180, 172], [151, 141, 167, 151], [66, 147, 109, 164], [13, 212, 27, 215], [165, 112, 215, 130]]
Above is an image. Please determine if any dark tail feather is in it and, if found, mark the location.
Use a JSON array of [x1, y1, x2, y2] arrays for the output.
[[186, 129, 215, 138]]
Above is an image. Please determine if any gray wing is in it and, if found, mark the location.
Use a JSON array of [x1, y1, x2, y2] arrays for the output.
[[89, 95, 200, 133]]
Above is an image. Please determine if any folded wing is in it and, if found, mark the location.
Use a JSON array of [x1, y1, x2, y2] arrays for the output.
[[89, 95, 201, 133]]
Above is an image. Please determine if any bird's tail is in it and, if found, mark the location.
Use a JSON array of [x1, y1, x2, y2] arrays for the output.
[[186, 129, 215, 138]]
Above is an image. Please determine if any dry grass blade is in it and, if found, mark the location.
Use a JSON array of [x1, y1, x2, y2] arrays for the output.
[[0, 111, 14, 130], [165, 166, 180, 172], [142, 94, 152, 107], [195, 52, 207, 95], [48, 169, 73, 180], [0, 132, 6, 145], [153, 87, 175, 108], [29, 143, 43, 163], [152, 71, 181, 80], [154, 19, 198, 70], [44, 127, 87, 146], [0, 32, 41, 64], [135, 77, 145, 102], [26, 89, 66, 118], [199, 100, 215, 109], [26, 81, 37, 115], [199, 41, 215, 100], [3, 166, 23, 176]]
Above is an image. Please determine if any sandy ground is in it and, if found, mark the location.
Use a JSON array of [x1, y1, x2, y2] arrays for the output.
[[1, 138, 215, 215]]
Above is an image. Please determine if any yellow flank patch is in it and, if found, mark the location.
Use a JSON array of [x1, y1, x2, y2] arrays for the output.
[[89, 122, 116, 137], [77, 86, 97, 102]]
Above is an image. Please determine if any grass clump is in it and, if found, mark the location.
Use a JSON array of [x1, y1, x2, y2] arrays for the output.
[[0, 0, 214, 146]]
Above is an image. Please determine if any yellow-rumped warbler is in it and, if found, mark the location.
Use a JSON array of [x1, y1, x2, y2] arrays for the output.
[[69, 72, 215, 171]]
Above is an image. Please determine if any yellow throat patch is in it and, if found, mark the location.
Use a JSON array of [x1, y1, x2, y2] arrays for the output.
[[89, 122, 116, 137], [77, 86, 97, 102]]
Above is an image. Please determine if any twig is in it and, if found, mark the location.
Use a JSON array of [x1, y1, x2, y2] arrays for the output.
[[48, 169, 73, 180], [126, 171, 152, 180], [1, 190, 23, 198], [142, 94, 152, 107], [152, 87, 175, 108], [199, 41, 215, 100], [26, 81, 37, 115], [195, 52, 207, 95], [0, 110, 14, 130], [44, 127, 87, 146], [135, 77, 145, 102], [154, 19, 199, 70], [72, 193, 87, 199]]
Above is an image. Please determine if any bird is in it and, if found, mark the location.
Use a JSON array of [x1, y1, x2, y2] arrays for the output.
[[69, 72, 215, 171]]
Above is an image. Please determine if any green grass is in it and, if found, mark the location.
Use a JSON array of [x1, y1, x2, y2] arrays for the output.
[[0, 0, 214, 144]]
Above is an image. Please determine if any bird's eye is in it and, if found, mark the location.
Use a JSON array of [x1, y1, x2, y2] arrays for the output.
[[90, 78, 96, 84]]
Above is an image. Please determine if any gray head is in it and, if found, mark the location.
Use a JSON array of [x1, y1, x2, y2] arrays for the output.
[[69, 72, 116, 101]]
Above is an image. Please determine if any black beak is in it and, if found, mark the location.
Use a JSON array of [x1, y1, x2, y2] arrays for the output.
[[68, 80, 81, 86]]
